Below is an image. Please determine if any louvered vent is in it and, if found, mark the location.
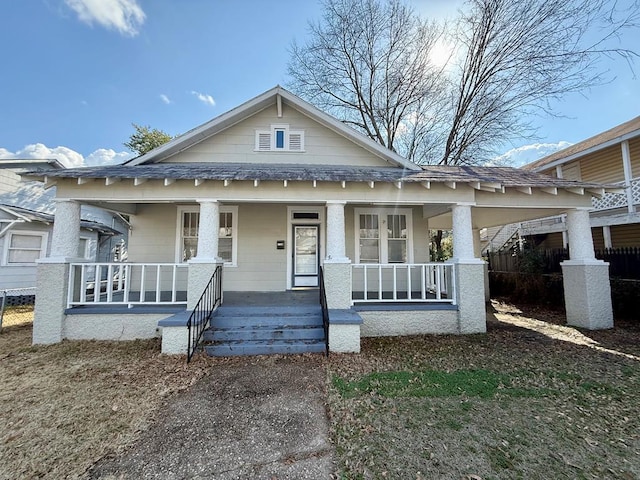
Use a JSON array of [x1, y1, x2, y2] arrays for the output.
[[258, 133, 271, 151], [289, 133, 302, 151]]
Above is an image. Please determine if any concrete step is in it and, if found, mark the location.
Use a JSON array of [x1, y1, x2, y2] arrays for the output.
[[205, 340, 326, 357], [215, 305, 322, 317], [211, 315, 323, 329], [204, 326, 325, 342]]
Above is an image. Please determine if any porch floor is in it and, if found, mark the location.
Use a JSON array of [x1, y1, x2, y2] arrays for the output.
[[222, 290, 320, 307]]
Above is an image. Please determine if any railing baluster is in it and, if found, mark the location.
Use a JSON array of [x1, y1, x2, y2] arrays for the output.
[[392, 265, 397, 300], [435, 264, 442, 300], [363, 265, 368, 301], [406, 265, 411, 300], [377, 265, 382, 300], [93, 265, 101, 303], [140, 264, 146, 303], [172, 264, 177, 302], [107, 264, 114, 303], [155, 265, 161, 303], [80, 265, 87, 303], [420, 264, 426, 300]]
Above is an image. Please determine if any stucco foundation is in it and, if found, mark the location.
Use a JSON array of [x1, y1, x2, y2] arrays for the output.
[[561, 260, 613, 330], [359, 309, 458, 336], [322, 261, 352, 309], [187, 261, 222, 310], [64, 314, 165, 340], [329, 324, 361, 353], [33, 261, 70, 344]]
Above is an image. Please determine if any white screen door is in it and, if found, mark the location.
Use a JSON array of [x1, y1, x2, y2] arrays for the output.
[[293, 225, 319, 287]]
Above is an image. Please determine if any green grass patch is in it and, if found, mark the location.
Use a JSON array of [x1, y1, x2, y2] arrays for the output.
[[332, 369, 552, 399]]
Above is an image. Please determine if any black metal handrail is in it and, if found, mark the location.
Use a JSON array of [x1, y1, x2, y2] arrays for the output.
[[319, 266, 329, 356], [187, 265, 223, 362]]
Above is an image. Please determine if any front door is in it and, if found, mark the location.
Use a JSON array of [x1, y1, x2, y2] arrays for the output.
[[293, 225, 319, 287]]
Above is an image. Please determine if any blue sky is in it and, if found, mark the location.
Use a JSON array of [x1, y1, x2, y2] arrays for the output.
[[0, 0, 638, 167]]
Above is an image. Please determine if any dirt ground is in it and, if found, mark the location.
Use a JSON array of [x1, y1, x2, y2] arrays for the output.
[[327, 300, 640, 479], [2, 303, 639, 479]]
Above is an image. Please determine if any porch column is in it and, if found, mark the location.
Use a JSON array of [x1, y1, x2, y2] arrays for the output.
[[450, 204, 486, 334], [603, 226, 612, 249], [187, 200, 224, 310], [33, 200, 81, 344], [621, 141, 635, 214], [561, 208, 613, 329], [324, 201, 357, 352]]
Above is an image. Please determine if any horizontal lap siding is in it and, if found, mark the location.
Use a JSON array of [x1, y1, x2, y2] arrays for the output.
[[127, 204, 177, 262], [630, 137, 640, 178], [592, 227, 605, 251], [224, 204, 287, 291], [578, 145, 626, 183], [168, 106, 391, 167], [0, 266, 37, 289], [611, 224, 640, 248]]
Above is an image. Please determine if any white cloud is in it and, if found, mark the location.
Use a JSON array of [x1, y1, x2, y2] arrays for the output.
[[159, 94, 172, 105], [491, 141, 573, 167], [0, 144, 133, 167], [191, 90, 216, 107], [85, 148, 133, 166], [65, 0, 145, 37]]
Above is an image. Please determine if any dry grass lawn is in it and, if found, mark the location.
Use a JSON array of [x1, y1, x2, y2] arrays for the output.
[[0, 322, 215, 480], [328, 300, 640, 479]]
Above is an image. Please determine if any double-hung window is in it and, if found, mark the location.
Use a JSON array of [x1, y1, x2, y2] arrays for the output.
[[4, 231, 48, 265], [255, 124, 304, 152], [177, 206, 238, 265], [355, 208, 412, 264]]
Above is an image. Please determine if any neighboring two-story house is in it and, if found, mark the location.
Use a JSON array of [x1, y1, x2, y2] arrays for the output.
[[485, 116, 639, 252]]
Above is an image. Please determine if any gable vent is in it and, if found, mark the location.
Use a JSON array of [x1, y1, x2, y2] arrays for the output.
[[258, 133, 271, 151], [289, 133, 302, 151]]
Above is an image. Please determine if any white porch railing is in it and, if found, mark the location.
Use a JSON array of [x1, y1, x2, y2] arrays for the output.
[[351, 263, 455, 304], [68, 263, 188, 307], [592, 177, 640, 211]]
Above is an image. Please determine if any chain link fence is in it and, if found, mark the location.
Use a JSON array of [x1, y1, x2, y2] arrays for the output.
[[0, 288, 36, 330]]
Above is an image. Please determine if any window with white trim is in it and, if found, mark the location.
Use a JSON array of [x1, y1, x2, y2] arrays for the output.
[[255, 124, 304, 152], [78, 237, 92, 259], [4, 231, 48, 265], [354, 208, 412, 264], [177, 206, 238, 265]]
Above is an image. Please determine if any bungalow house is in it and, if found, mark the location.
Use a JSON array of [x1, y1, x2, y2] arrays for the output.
[[26, 87, 617, 356], [0, 159, 126, 293], [484, 116, 640, 252]]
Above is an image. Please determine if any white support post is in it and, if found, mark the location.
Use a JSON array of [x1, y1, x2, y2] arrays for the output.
[[324, 201, 358, 351], [603, 226, 612, 249], [450, 204, 486, 333], [50, 199, 81, 260], [187, 200, 224, 310], [621, 141, 635, 214], [561, 208, 613, 330]]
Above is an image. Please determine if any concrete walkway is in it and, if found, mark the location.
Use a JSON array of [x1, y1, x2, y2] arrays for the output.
[[87, 355, 334, 479]]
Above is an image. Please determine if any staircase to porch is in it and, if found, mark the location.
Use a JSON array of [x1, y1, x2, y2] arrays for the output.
[[202, 291, 327, 356]]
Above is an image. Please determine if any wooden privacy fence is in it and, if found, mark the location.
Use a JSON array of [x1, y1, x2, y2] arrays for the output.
[[488, 247, 640, 280]]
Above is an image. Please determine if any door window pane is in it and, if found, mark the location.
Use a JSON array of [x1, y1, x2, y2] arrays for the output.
[[359, 214, 379, 263], [295, 227, 318, 274]]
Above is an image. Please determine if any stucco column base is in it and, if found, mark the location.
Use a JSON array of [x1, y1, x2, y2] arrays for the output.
[[187, 260, 223, 310], [33, 261, 70, 344], [454, 260, 487, 334], [161, 326, 189, 355], [484, 263, 490, 302], [329, 324, 360, 353], [322, 260, 352, 309], [561, 260, 613, 330]]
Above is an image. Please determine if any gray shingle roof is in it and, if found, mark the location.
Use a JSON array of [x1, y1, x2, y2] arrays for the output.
[[26, 162, 613, 190]]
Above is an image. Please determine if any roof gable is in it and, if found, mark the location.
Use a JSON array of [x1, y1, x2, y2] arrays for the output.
[[126, 86, 419, 171]]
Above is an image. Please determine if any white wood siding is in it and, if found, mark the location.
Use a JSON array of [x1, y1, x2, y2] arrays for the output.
[[167, 105, 392, 168]]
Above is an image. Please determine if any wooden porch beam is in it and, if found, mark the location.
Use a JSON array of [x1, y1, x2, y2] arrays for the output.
[[164, 178, 175, 186], [421, 181, 431, 189], [283, 180, 288, 187], [587, 187, 605, 198], [253, 179, 260, 187], [77, 177, 93, 185], [445, 181, 456, 190], [105, 177, 120, 186], [368, 181, 375, 189], [394, 181, 402, 189], [194, 178, 206, 187], [134, 178, 147, 186], [516, 186, 532, 195], [540, 186, 558, 195], [223, 179, 231, 187], [341, 181, 346, 189], [312, 180, 317, 188], [566, 187, 585, 195]]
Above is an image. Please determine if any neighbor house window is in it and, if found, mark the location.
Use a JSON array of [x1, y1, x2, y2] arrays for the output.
[[4, 231, 48, 265], [255, 124, 304, 152], [78, 237, 92, 259], [355, 208, 412, 264], [177, 206, 238, 265]]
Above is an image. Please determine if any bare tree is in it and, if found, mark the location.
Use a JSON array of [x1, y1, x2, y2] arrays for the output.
[[288, 0, 638, 166], [441, 0, 639, 165], [287, 0, 447, 161]]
